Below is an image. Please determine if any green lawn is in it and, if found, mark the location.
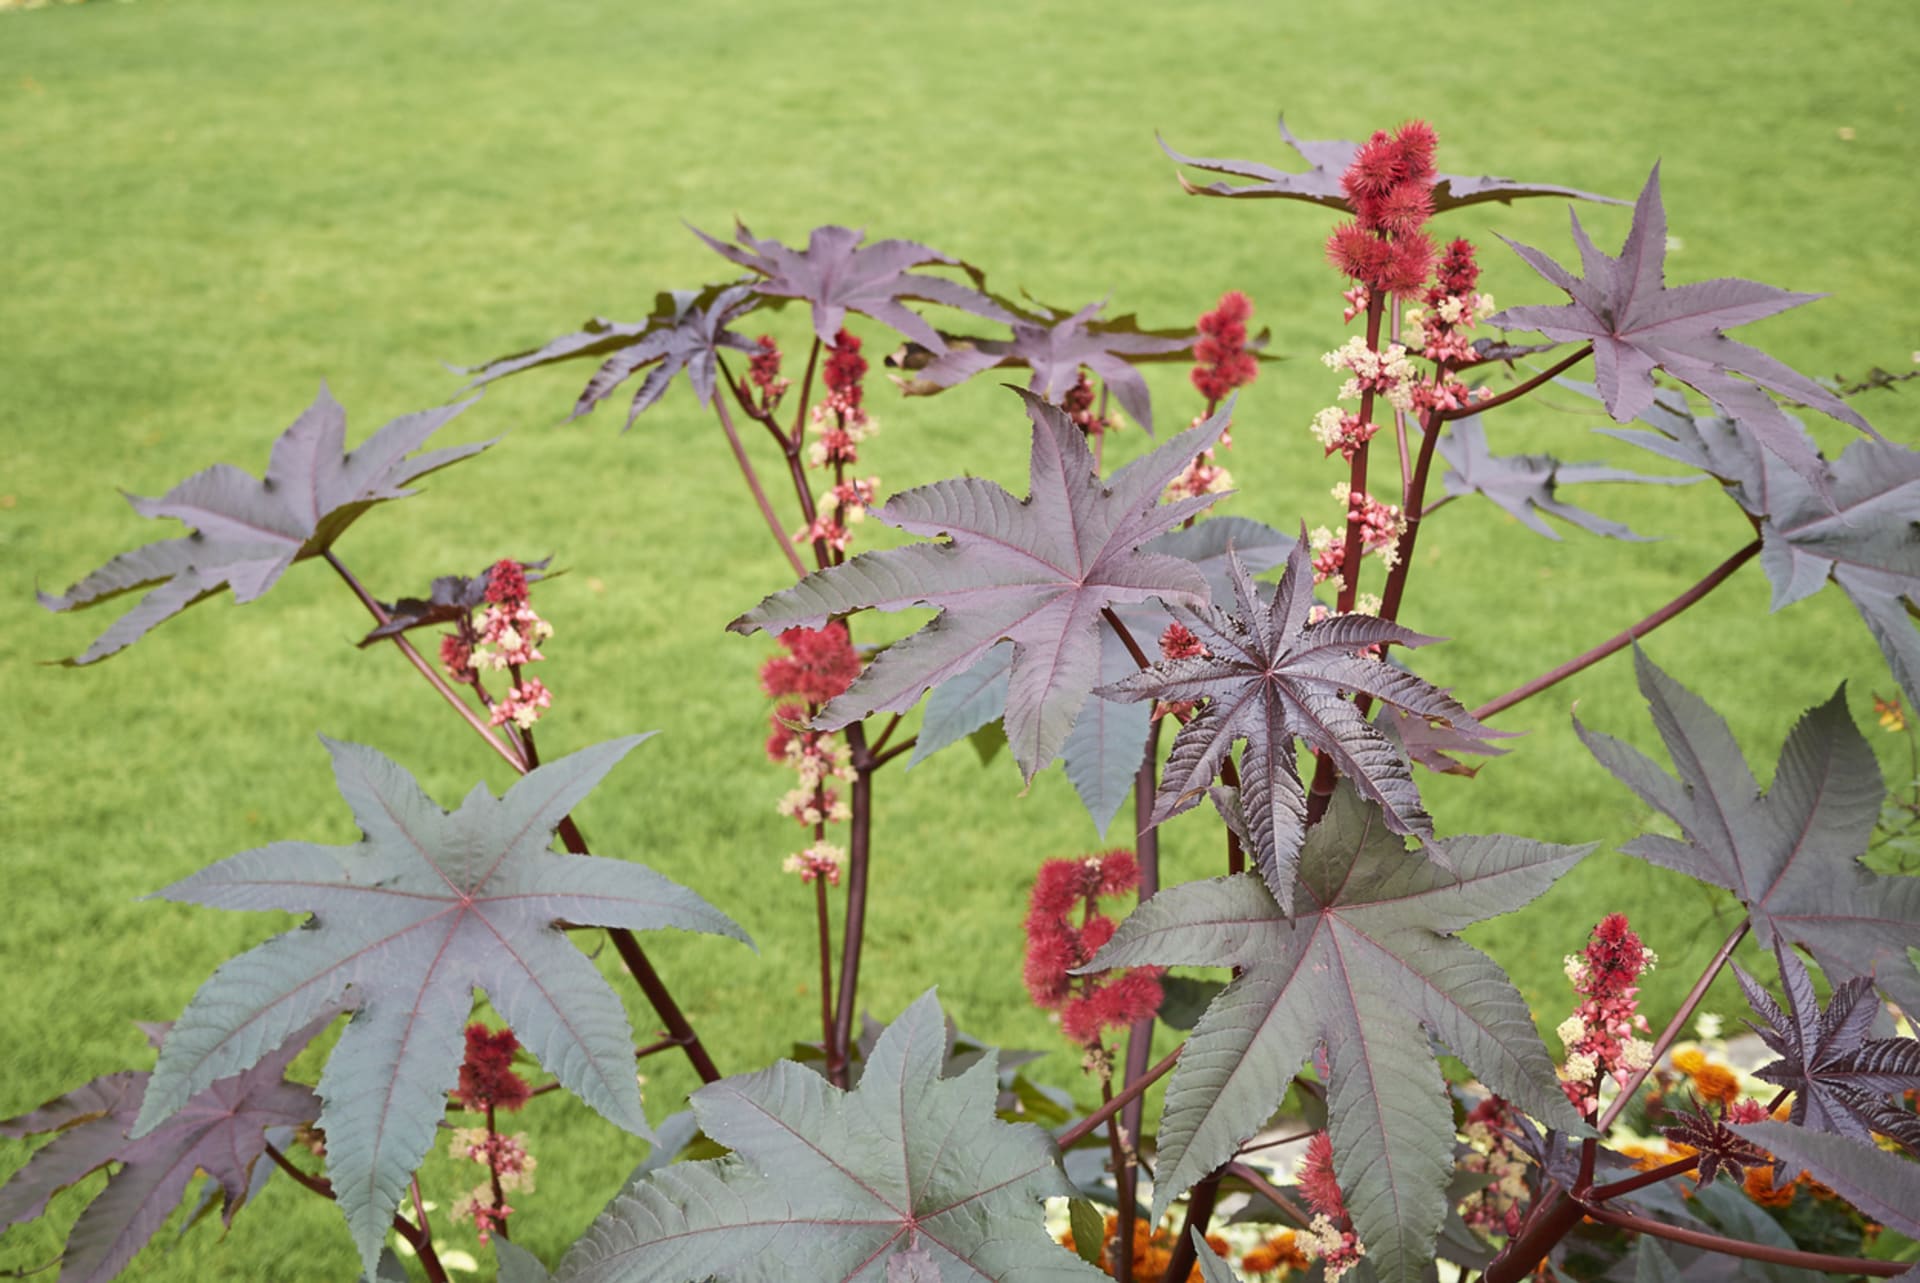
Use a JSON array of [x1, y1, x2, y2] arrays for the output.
[[3, 1, 1917, 1278]]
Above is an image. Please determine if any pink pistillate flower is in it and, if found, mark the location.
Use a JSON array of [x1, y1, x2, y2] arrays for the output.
[[1191, 290, 1260, 405], [474, 602, 552, 669], [1159, 621, 1207, 660], [1061, 370, 1119, 436], [1023, 852, 1162, 1049], [1341, 284, 1369, 325], [783, 841, 846, 886], [455, 1024, 530, 1113], [1459, 1096, 1532, 1239], [760, 622, 861, 705], [1556, 913, 1658, 1115], [451, 1189, 516, 1243], [440, 634, 474, 681], [1163, 449, 1234, 503], [489, 678, 552, 730], [748, 334, 790, 405], [823, 329, 867, 404]]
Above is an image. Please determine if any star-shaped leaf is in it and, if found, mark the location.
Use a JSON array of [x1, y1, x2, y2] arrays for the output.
[[1728, 1123, 1920, 1238], [1661, 1100, 1768, 1187], [1082, 786, 1591, 1283], [1373, 701, 1519, 778], [358, 556, 552, 646], [1159, 114, 1621, 213], [1597, 386, 1920, 707], [729, 392, 1231, 782], [0, 1021, 321, 1283], [130, 734, 750, 1276], [1437, 415, 1696, 542], [1576, 648, 1920, 1021], [38, 385, 488, 665], [903, 297, 1239, 437], [909, 516, 1297, 834], [690, 222, 1015, 355], [1097, 537, 1481, 912], [462, 284, 761, 428], [1734, 939, 1920, 1153], [1492, 165, 1878, 489], [550, 990, 1102, 1283]]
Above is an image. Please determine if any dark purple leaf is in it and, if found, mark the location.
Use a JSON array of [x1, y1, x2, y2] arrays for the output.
[[730, 392, 1231, 782], [1728, 1123, 1920, 1237], [1374, 701, 1519, 778], [359, 556, 553, 645], [37, 385, 488, 665], [1492, 165, 1878, 489], [1097, 538, 1481, 912], [131, 735, 749, 1275], [551, 992, 1101, 1282], [0, 1023, 321, 1283], [1083, 785, 1591, 1283], [1598, 385, 1920, 708], [904, 297, 1242, 437], [1576, 649, 1920, 1022], [1437, 416, 1696, 542], [1158, 115, 1622, 214], [689, 222, 1015, 354], [462, 284, 761, 428], [1662, 1100, 1767, 1186], [1734, 938, 1920, 1153], [908, 516, 1298, 834]]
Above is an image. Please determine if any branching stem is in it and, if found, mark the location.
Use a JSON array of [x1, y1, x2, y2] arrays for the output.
[[1439, 345, 1593, 420], [1058, 1045, 1183, 1149]]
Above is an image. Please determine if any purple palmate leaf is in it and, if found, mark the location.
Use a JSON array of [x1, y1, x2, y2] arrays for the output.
[[1097, 538, 1482, 912], [731, 391, 1232, 783], [1661, 1100, 1768, 1188], [1577, 649, 1920, 1022], [0, 1021, 322, 1283], [550, 991, 1101, 1283], [1729, 1123, 1920, 1236], [130, 735, 749, 1276], [462, 284, 762, 428], [1734, 938, 1920, 1153], [1592, 384, 1920, 707], [1437, 415, 1696, 542], [903, 297, 1240, 437], [1159, 114, 1621, 214], [1083, 785, 1591, 1283], [37, 385, 487, 664], [689, 221, 1016, 355], [1493, 165, 1879, 489]]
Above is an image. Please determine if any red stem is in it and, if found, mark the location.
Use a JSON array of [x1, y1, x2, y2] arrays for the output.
[[829, 720, 875, 1088], [1333, 291, 1386, 617], [1439, 345, 1593, 420], [815, 875, 838, 1080], [1100, 1063, 1135, 1283], [1473, 540, 1761, 723], [710, 386, 809, 579], [1582, 1203, 1905, 1276], [1058, 1045, 1183, 1150], [264, 1144, 451, 1283], [1159, 1170, 1224, 1283], [1114, 715, 1164, 1277], [1223, 1161, 1311, 1228]]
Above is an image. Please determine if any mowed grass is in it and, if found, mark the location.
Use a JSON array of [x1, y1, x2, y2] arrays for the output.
[[3, 1, 1917, 1277]]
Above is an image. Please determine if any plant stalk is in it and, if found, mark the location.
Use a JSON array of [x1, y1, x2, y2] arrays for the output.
[[1159, 1170, 1224, 1283], [830, 720, 876, 1088], [1223, 1161, 1310, 1228], [1438, 345, 1593, 421], [1473, 540, 1761, 722], [710, 389, 808, 579], [815, 876, 838, 1080], [1059, 1045, 1183, 1150], [1581, 1203, 1906, 1276], [264, 1144, 451, 1283], [1116, 716, 1164, 1279]]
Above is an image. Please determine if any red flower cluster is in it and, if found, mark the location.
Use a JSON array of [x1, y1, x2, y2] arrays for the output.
[[1022, 852, 1162, 1048], [484, 558, 529, 608], [455, 1023, 530, 1113], [1298, 1132, 1367, 1279], [1061, 370, 1118, 436], [1324, 121, 1438, 297], [823, 329, 867, 407], [759, 623, 861, 705], [1557, 913, 1657, 1114], [1191, 291, 1260, 405], [1159, 622, 1206, 660], [745, 334, 790, 407]]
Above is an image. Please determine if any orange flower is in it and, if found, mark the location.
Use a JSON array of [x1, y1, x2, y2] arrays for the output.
[[1689, 1063, 1742, 1108], [1240, 1230, 1312, 1274], [1671, 1048, 1707, 1076], [1744, 1164, 1797, 1207]]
